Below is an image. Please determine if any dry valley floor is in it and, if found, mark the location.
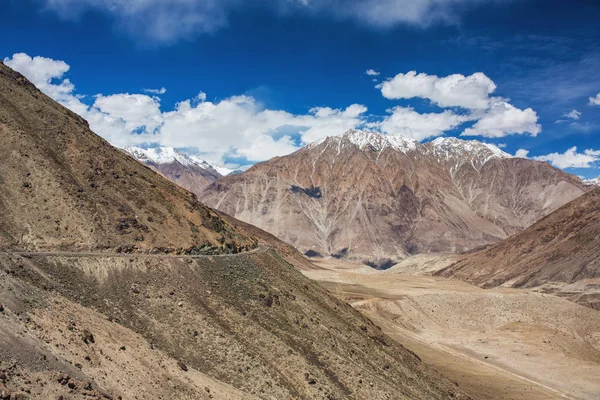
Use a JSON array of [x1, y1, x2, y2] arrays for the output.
[[305, 259, 600, 400]]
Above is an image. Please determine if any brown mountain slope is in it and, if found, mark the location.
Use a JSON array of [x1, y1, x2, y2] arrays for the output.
[[140, 158, 219, 194], [200, 130, 586, 264], [0, 61, 253, 253], [0, 61, 468, 399], [437, 187, 600, 308], [122, 146, 222, 194], [1, 249, 470, 400]]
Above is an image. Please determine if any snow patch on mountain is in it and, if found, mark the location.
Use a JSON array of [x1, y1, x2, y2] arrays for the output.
[[583, 176, 600, 186], [306, 129, 419, 154], [343, 129, 418, 153], [124, 146, 224, 176], [428, 136, 512, 171], [430, 137, 512, 160], [305, 130, 510, 170]]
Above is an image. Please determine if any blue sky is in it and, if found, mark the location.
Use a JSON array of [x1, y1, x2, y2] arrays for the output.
[[1, 0, 600, 178]]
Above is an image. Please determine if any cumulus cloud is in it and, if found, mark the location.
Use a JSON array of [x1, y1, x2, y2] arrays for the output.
[[533, 147, 600, 169], [93, 93, 164, 134], [4, 53, 367, 163], [378, 70, 541, 137], [590, 93, 600, 106], [515, 149, 529, 158], [3, 53, 75, 102], [379, 71, 497, 109], [376, 106, 470, 141], [365, 69, 380, 76], [297, 104, 368, 143], [143, 87, 167, 95], [5, 51, 542, 164], [38, 0, 513, 43], [461, 99, 541, 138], [156, 96, 367, 161]]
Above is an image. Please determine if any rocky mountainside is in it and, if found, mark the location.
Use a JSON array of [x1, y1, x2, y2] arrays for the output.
[[437, 187, 600, 309], [123, 146, 231, 194], [0, 61, 469, 399], [200, 129, 586, 264], [0, 64, 254, 254]]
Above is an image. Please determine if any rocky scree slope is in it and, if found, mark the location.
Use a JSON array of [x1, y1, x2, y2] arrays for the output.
[[200, 129, 586, 264]]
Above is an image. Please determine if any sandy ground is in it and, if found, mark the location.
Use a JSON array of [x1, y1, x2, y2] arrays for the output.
[[304, 259, 600, 400]]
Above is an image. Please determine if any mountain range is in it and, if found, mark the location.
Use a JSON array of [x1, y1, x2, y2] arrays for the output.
[[123, 146, 236, 194], [0, 60, 468, 399], [198, 129, 587, 265]]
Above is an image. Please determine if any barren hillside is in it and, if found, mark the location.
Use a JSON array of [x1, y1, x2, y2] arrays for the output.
[[437, 187, 600, 309], [0, 60, 469, 399]]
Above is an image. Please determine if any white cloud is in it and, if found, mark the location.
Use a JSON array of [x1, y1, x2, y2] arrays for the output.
[[376, 106, 470, 141], [3, 52, 367, 163], [590, 93, 600, 106], [194, 92, 207, 103], [296, 104, 368, 143], [515, 149, 529, 158], [5, 51, 542, 165], [40, 0, 238, 44], [143, 87, 167, 95], [461, 99, 541, 138], [93, 93, 164, 134], [292, 0, 511, 29], [3, 53, 75, 102], [378, 70, 541, 138], [379, 71, 497, 109], [533, 147, 600, 169], [563, 109, 581, 120], [39, 0, 513, 43], [365, 69, 380, 76]]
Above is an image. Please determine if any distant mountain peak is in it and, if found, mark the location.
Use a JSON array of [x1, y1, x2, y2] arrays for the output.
[[307, 130, 510, 167], [430, 137, 511, 159], [583, 176, 600, 186], [307, 129, 419, 154], [427, 136, 512, 171], [123, 146, 224, 176], [122, 146, 228, 195], [342, 129, 419, 153]]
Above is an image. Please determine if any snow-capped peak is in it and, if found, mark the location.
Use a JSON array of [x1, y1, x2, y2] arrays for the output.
[[429, 137, 512, 169], [213, 165, 236, 176], [306, 129, 419, 154], [123, 146, 221, 175], [583, 176, 600, 186], [343, 129, 418, 153], [430, 137, 511, 158]]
